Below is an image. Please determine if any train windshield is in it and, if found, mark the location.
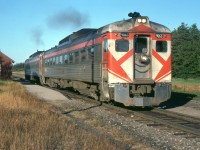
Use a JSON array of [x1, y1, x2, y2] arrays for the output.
[[134, 37, 147, 53], [116, 39, 129, 52]]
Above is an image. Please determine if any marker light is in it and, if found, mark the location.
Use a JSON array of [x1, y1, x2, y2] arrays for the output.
[[137, 17, 147, 24]]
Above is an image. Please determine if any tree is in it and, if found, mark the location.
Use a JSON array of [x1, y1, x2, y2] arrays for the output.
[[13, 63, 25, 72], [172, 23, 200, 79]]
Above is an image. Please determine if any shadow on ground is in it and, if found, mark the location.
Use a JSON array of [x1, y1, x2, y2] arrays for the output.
[[159, 91, 197, 109], [12, 77, 37, 86]]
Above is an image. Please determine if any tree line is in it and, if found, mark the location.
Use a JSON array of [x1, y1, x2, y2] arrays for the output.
[[12, 63, 25, 72], [172, 23, 200, 79]]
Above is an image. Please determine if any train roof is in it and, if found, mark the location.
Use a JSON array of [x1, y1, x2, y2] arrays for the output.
[[99, 18, 171, 34], [58, 13, 170, 47], [59, 28, 97, 46], [29, 51, 43, 58]]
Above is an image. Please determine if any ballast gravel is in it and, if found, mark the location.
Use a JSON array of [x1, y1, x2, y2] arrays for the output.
[[24, 83, 200, 150]]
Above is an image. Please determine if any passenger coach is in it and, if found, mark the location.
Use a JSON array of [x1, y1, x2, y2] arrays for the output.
[[25, 12, 171, 106]]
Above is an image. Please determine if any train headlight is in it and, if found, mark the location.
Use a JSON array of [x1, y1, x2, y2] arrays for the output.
[[142, 18, 147, 23], [137, 18, 142, 23], [137, 17, 147, 24], [140, 54, 150, 64]]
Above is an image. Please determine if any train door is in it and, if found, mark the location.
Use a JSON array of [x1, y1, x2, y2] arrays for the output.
[[39, 54, 43, 76], [134, 35, 151, 80], [39, 53, 45, 84], [101, 36, 109, 99]]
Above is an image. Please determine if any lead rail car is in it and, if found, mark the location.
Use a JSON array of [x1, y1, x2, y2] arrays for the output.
[[25, 12, 171, 106]]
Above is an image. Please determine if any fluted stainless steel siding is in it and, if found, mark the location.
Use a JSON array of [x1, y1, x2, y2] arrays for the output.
[[44, 63, 93, 83]]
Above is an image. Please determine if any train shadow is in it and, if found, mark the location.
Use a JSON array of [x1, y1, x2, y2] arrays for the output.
[[158, 91, 197, 109], [12, 77, 36, 85], [110, 101, 154, 111]]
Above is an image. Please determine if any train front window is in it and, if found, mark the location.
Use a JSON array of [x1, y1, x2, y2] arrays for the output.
[[116, 39, 129, 52], [134, 37, 147, 53], [156, 41, 167, 52]]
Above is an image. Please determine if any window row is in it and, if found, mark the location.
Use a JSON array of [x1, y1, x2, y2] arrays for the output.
[[116, 39, 168, 53], [44, 48, 94, 66]]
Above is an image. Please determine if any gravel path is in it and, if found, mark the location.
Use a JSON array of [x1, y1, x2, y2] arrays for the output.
[[23, 83, 200, 150], [25, 84, 68, 101]]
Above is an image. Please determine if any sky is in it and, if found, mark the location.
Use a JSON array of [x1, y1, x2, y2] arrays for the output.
[[0, 0, 200, 63]]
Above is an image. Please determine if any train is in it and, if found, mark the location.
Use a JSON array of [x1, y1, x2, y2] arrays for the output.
[[25, 12, 172, 106]]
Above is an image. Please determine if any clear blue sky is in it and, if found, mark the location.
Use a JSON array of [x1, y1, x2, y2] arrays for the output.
[[0, 0, 200, 63]]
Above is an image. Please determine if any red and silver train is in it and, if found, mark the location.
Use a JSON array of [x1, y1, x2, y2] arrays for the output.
[[25, 12, 171, 106]]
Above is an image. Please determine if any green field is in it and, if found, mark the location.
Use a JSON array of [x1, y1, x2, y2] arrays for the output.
[[172, 78, 200, 100], [172, 78, 200, 86]]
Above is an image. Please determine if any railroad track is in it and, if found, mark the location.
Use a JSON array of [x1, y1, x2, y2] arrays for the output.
[[134, 109, 200, 137], [50, 86, 200, 139]]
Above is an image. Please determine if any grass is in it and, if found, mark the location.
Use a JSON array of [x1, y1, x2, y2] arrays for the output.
[[172, 78, 200, 94], [0, 80, 124, 150]]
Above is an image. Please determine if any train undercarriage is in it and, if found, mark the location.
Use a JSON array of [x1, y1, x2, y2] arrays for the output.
[[26, 74, 171, 107]]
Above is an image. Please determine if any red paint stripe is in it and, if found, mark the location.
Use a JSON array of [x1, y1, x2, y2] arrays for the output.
[[28, 37, 102, 63], [108, 69, 131, 83], [129, 24, 156, 33], [152, 49, 166, 65], [108, 51, 132, 82], [94, 37, 102, 44], [117, 49, 133, 65], [154, 54, 172, 81], [155, 71, 171, 82], [152, 49, 172, 82], [151, 34, 171, 41], [29, 58, 39, 63], [107, 32, 135, 40], [44, 38, 102, 59]]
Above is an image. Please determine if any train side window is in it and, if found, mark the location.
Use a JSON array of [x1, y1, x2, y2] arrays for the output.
[[88, 48, 94, 61], [116, 39, 129, 52], [56, 56, 59, 64], [50, 58, 53, 65], [53, 57, 56, 65], [104, 39, 108, 52], [156, 41, 167, 52], [75, 51, 79, 63], [60, 55, 63, 64], [45, 59, 47, 65], [64, 54, 68, 64], [69, 53, 74, 63], [81, 49, 86, 62], [44, 59, 47, 65]]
